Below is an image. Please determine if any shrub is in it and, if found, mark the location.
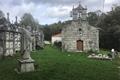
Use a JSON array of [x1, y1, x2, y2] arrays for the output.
[[36, 45, 44, 50], [87, 49, 99, 54], [54, 41, 62, 49]]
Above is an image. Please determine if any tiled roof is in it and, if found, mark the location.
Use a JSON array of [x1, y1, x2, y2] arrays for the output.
[[52, 33, 61, 37]]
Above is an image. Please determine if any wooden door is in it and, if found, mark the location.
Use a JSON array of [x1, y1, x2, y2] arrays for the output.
[[77, 40, 83, 51]]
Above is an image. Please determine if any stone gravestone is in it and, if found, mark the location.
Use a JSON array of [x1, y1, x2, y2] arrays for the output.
[[17, 28, 35, 73]]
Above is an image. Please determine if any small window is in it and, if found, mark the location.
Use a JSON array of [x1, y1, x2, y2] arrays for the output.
[[78, 28, 82, 35], [78, 13, 82, 18], [79, 28, 82, 31]]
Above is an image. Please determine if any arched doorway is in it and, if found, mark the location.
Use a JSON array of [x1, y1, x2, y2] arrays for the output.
[[76, 40, 83, 51]]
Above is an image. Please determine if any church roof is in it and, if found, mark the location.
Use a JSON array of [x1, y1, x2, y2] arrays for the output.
[[75, 4, 84, 10], [73, 3, 87, 11], [52, 32, 62, 37]]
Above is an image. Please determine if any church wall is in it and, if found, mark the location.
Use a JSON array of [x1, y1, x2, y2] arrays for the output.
[[62, 21, 99, 52]]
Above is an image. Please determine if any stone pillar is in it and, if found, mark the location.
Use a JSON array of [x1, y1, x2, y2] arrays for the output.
[[17, 59, 35, 72], [13, 32, 15, 55]]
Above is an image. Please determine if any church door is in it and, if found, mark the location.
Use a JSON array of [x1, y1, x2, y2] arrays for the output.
[[77, 40, 83, 51]]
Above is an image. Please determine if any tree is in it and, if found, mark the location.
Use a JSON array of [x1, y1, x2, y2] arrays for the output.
[[0, 10, 4, 18], [87, 12, 99, 26], [20, 13, 39, 31], [0, 10, 6, 25], [43, 25, 52, 41], [98, 6, 120, 50]]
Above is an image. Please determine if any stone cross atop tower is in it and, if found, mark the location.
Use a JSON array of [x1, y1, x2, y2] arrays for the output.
[[70, 3, 87, 21]]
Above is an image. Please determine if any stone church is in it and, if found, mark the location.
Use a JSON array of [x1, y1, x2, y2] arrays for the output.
[[62, 3, 99, 52]]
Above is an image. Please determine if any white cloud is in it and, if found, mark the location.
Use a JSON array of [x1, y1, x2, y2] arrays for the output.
[[105, 0, 115, 4], [0, 0, 119, 24], [0, 1, 36, 23], [45, 6, 71, 18]]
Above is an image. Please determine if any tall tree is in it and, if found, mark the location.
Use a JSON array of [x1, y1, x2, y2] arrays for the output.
[[20, 13, 39, 31], [87, 12, 99, 26], [98, 6, 120, 50]]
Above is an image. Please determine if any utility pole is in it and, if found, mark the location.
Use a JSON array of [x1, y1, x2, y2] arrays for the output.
[[103, 0, 105, 12]]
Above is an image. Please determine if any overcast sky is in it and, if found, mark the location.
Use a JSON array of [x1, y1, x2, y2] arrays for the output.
[[0, 0, 119, 25]]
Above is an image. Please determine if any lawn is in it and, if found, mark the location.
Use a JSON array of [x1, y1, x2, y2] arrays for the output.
[[0, 46, 119, 80]]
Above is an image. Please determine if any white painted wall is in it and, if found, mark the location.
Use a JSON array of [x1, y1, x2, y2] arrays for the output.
[[52, 36, 62, 44]]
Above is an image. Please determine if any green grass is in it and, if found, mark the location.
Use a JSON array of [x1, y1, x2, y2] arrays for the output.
[[0, 45, 119, 80]]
